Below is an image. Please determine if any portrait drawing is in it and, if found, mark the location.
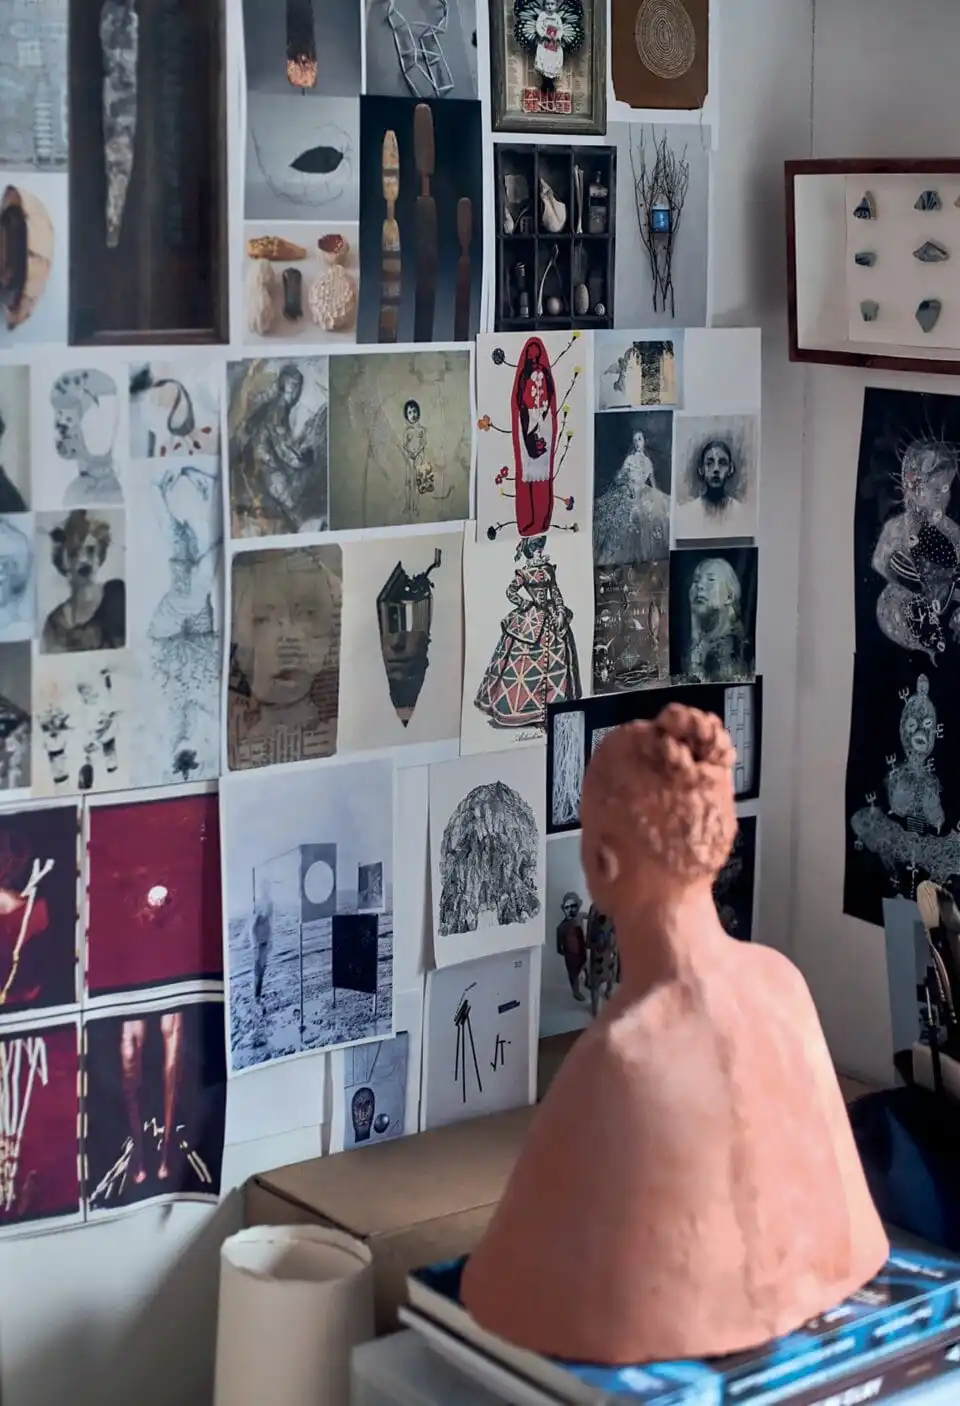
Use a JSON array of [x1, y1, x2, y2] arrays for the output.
[[38, 510, 125, 654], [48, 369, 123, 506], [673, 414, 759, 541], [593, 410, 672, 568]]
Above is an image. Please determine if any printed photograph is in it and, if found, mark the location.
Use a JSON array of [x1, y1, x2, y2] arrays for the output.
[[0, 515, 35, 642], [0, 366, 30, 510], [596, 332, 682, 411], [0, 803, 78, 1019], [673, 414, 760, 542], [32, 650, 133, 797], [338, 530, 463, 752], [429, 747, 546, 966], [242, 222, 360, 345], [328, 351, 472, 528], [475, 331, 589, 543], [83, 999, 227, 1214], [36, 508, 126, 655], [245, 92, 360, 224], [125, 453, 223, 788], [329, 985, 423, 1152], [34, 366, 124, 508], [421, 948, 538, 1129], [593, 410, 672, 568], [227, 545, 343, 772], [221, 759, 395, 1073], [227, 357, 329, 539], [86, 793, 223, 1000], [669, 546, 759, 685], [0, 1022, 81, 1235], [0, 0, 68, 168], [0, 175, 68, 347], [128, 363, 221, 461], [593, 560, 668, 693], [242, 0, 362, 98], [357, 96, 484, 342], [364, 0, 478, 100], [0, 642, 30, 790], [541, 832, 621, 1037]]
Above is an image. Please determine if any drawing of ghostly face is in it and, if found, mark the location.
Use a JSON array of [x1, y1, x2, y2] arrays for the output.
[[690, 557, 740, 621], [901, 440, 958, 518], [0, 519, 30, 620], [50, 370, 118, 464], [697, 439, 735, 509], [239, 559, 337, 708], [900, 674, 937, 764]]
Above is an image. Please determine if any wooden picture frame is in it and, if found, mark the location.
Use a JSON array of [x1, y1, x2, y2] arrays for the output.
[[68, 0, 229, 346], [786, 157, 960, 376], [489, 0, 606, 137]]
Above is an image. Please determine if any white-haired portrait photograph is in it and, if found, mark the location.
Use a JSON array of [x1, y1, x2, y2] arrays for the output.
[[669, 547, 758, 685]]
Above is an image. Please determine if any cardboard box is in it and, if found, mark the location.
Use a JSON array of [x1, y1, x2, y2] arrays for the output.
[[244, 1106, 536, 1332]]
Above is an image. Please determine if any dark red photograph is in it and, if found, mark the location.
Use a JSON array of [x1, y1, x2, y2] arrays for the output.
[[0, 804, 80, 1019], [0, 1022, 82, 1232], [86, 793, 223, 998], [83, 999, 227, 1214]]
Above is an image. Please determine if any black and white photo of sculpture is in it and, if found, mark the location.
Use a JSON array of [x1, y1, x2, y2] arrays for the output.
[[221, 759, 395, 1072], [439, 781, 540, 935], [672, 414, 759, 542], [845, 659, 960, 927], [669, 546, 758, 685], [549, 706, 585, 830], [341, 1031, 409, 1148], [854, 388, 960, 664], [592, 410, 672, 568], [47, 369, 123, 506]]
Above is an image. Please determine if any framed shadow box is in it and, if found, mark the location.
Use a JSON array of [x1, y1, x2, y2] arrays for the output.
[[489, 0, 606, 136], [68, 0, 229, 345], [787, 158, 960, 376]]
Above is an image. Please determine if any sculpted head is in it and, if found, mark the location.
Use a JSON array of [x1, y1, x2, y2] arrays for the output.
[[580, 704, 737, 914]]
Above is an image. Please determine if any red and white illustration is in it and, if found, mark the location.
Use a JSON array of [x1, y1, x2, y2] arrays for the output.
[[0, 1021, 81, 1234], [476, 332, 589, 544]]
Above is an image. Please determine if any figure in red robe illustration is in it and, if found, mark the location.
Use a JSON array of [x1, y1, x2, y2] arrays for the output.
[[478, 335, 582, 540]]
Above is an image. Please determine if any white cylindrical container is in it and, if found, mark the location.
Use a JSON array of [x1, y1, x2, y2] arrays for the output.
[[214, 1225, 375, 1406]]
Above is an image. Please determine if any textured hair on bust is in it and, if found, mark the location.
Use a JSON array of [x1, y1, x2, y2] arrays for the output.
[[581, 704, 737, 883]]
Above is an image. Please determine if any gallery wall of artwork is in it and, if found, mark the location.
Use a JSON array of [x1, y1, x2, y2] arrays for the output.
[[0, 0, 760, 1246]]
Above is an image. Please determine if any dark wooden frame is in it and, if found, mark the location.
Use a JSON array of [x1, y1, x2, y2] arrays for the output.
[[786, 157, 960, 377], [489, 0, 607, 137], [68, 0, 229, 346], [494, 143, 617, 331]]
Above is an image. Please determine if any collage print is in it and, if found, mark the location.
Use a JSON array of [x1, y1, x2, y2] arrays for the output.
[[0, 0, 745, 1225]]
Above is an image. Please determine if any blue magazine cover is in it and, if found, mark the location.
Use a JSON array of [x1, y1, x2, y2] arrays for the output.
[[407, 1242, 960, 1404]]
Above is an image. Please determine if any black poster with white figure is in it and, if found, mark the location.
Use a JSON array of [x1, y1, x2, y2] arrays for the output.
[[854, 387, 960, 665], [843, 652, 960, 927]]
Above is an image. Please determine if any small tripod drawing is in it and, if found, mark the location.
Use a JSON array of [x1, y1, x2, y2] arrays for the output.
[[490, 1033, 509, 1071], [453, 982, 482, 1103]]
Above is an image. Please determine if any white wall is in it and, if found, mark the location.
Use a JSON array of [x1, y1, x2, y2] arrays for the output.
[[792, 0, 960, 1086], [0, 2, 822, 1401]]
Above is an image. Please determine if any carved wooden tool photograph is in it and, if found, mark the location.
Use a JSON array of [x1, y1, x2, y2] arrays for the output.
[[454, 196, 472, 341], [379, 129, 401, 343], [100, 0, 139, 249], [413, 102, 437, 342]]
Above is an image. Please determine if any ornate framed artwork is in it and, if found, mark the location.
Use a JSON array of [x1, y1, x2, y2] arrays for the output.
[[489, 0, 607, 137], [787, 157, 960, 376]]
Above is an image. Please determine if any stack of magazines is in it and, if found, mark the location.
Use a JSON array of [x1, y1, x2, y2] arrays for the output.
[[400, 1239, 960, 1406]]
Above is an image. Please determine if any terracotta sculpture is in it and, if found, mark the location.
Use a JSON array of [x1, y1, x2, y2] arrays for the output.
[[462, 705, 888, 1364]]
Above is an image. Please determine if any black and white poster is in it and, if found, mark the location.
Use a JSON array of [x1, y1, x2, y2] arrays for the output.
[[668, 546, 758, 685]]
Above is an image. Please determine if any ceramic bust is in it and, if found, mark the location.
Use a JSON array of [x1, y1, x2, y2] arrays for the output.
[[461, 705, 888, 1365]]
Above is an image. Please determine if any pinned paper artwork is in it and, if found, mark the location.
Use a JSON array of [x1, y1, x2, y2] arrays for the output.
[[714, 815, 757, 941], [245, 93, 360, 223], [672, 414, 760, 541], [459, 532, 594, 756], [593, 410, 671, 566], [85, 792, 223, 1000], [0, 1022, 81, 1236], [0, 803, 78, 1020], [539, 832, 621, 1038], [241, 0, 361, 100], [845, 658, 960, 927], [363, 0, 478, 100], [593, 560, 668, 693], [611, 0, 707, 113], [227, 545, 342, 772], [669, 546, 758, 684], [0, 175, 65, 347], [83, 999, 227, 1214], [36, 509, 126, 655], [0, 0, 69, 170], [128, 363, 221, 461], [0, 516, 36, 644], [429, 748, 546, 966], [338, 530, 463, 752], [227, 357, 329, 539], [32, 651, 132, 797], [853, 388, 960, 663], [0, 367, 30, 511], [327, 350, 472, 529], [595, 331, 680, 410], [0, 642, 31, 790], [221, 759, 395, 1072], [40, 368, 124, 508], [421, 947, 538, 1130], [328, 983, 424, 1152], [475, 332, 589, 543]]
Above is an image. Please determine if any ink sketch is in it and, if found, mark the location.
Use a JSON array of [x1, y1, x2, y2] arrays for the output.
[[673, 414, 759, 542]]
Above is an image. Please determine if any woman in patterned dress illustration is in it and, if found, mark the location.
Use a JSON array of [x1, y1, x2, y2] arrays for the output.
[[475, 536, 580, 730]]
